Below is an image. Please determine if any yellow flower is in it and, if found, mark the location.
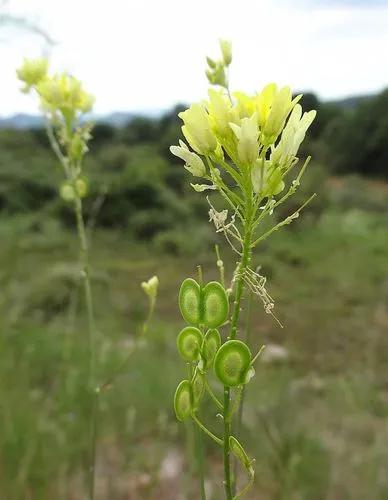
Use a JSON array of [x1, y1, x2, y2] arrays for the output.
[[16, 58, 48, 92], [256, 84, 277, 128], [179, 103, 218, 155], [233, 92, 257, 120], [272, 104, 316, 165], [207, 89, 238, 138], [229, 113, 259, 166], [170, 140, 206, 177], [37, 74, 94, 114], [261, 85, 301, 144]]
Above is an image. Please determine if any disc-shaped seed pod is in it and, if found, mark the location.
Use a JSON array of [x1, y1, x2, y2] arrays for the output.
[[179, 278, 202, 325], [202, 281, 229, 328], [191, 368, 206, 408], [177, 326, 203, 362], [174, 380, 192, 422], [202, 329, 222, 369], [214, 340, 252, 387]]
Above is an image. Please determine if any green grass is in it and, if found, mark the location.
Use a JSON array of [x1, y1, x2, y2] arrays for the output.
[[1, 177, 388, 499]]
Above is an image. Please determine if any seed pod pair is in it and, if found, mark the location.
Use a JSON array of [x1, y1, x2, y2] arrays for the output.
[[179, 278, 229, 329], [174, 368, 205, 422], [177, 326, 221, 369]]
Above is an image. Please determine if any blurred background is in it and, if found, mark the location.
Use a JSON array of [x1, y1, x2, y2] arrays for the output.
[[1, 0, 388, 498]]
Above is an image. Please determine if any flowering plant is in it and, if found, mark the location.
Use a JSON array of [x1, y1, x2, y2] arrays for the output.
[[171, 40, 316, 499]]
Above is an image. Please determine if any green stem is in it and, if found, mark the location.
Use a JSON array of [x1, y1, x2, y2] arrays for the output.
[[191, 413, 223, 447], [195, 423, 207, 500], [73, 194, 98, 500], [205, 379, 223, 411], [223, 195, 253, 500], [234, 292, 253, 487], [189, 350, 206, 499]]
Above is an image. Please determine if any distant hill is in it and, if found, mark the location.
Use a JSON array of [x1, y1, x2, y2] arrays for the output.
[[0, 113, 44, 129], [331, 94, 373, 110], [0, 94, 375, 129], [0, 109, 164, 129]]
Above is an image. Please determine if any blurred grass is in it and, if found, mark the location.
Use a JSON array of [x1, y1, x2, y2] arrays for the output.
[[1, 176, 388, 499]]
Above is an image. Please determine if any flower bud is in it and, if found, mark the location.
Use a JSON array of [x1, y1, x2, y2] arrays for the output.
[[219, 39, 232, 66], [206, 57, 217, 69], [141, 275, 159, 300]]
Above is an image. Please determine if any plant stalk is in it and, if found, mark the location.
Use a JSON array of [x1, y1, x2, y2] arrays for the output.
[[234, 292, 253, 491], [223, 200, 253, 500], [195, 423, 207, 500], [73, 194, 98, 500]]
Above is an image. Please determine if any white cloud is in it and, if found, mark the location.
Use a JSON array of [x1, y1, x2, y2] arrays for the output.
[[1, 0, 387, 116]]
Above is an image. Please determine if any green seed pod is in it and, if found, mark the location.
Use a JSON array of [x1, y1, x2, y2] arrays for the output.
[[179, 278, 202, 325], [191, 368, 205, 408], [177, 327, 203, 362], [174, 380, 192, 422], [214, 340, 252, 387], [229, 436, 253, 473], [202, 281, 229, 328], [202, 329, 222, 369], [60, 182, 75, 202]]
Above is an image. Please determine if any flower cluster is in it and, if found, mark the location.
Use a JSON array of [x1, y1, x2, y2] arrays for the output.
[[16, 58, 94, 201], [171, 85, 315, 200], [170, 42, 316, 207], [17, 58, 94, 120]]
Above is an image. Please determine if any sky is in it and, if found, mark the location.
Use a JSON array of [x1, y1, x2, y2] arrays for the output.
[[1, 0, 388, 116]]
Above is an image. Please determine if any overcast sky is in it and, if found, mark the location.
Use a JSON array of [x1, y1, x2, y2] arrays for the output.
[[1, 0, 388, 116]]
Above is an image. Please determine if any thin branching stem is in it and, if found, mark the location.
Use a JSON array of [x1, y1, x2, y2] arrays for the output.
[[205, 379, 224, 411], [191, 413, 224, 447], [251, 193, 316, 247]]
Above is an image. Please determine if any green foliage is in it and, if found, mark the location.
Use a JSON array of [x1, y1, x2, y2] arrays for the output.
[[321, 90, 388, 177]]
